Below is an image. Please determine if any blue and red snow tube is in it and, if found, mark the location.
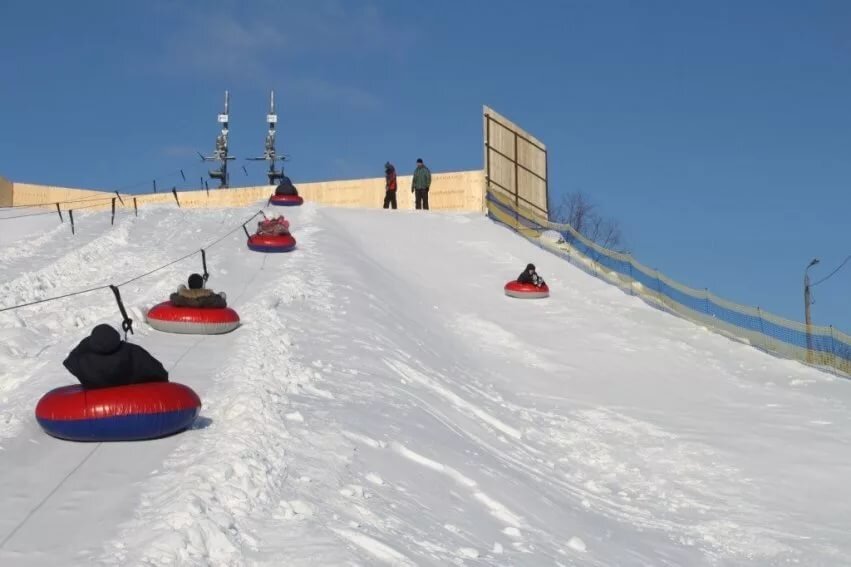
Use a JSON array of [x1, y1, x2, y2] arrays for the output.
[[35, 382, 201, 442], [269, 194, 303, 207], [247, 233, 296, 253]]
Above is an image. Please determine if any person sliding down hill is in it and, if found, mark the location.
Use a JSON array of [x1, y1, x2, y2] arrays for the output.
[[170, 273, 227, 308], [274, 173, 298, 196], [257, 215, 290, 236], [517, 263, 546, 287], [63, 324, 169, 389]]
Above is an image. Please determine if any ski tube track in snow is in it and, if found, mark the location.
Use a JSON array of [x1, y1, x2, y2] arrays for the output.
[[0, 205, 849, 565]]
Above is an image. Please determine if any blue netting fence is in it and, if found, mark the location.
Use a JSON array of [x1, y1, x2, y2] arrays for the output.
[[486, 188, 851, 377]]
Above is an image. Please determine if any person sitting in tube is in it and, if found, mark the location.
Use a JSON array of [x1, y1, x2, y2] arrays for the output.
[[170, 273, 228, 308], [274, 173, 298, 196], [63, 324, 169, 389], [517, 263, 546, 287], [257, 215, 290, 236]]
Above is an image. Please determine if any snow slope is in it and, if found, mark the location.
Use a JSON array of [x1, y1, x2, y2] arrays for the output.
[[0, 202, 849, 566]]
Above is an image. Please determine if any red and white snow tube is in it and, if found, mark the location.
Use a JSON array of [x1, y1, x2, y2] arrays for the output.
[[504, 280, 550, 299], [146, 301, 240, 334], [247, 233, 297, 253], [269, 194, 303, 207]]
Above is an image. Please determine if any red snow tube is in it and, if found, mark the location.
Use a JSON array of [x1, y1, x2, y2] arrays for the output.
[[269, 194, 303, 207], [35, 382, 201, 442], [146, 301, 240, 334], [247, 233, 296, 253], [504, 280, 550, 299]]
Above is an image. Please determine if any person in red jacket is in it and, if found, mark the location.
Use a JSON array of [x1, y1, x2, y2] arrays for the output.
[[383, 162, 397, 209]]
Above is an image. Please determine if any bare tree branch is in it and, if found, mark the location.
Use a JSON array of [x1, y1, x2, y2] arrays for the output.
[[551, 192, 627, 253]]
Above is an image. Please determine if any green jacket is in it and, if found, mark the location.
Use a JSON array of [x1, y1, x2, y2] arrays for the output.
[[411, 164, 431, 190]]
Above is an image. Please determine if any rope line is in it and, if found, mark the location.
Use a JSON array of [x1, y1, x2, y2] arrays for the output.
[[0, 200, 114, 221], [0, 163, 208, 211], [0, 210, 265, 314]]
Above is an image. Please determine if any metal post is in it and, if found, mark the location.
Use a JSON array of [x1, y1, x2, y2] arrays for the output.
[[513, 132, 519, 228], [133, 197, 138, 217], [544, 147, 549, 221], [805, 273, 813, 363], [111, 197, 116, 226], [485, 114, 491, 189]]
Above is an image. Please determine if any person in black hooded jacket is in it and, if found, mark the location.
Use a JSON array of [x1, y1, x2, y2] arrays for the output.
[[63, 324, 169, 389], [274, 173, 298, 196], [517, 263, 546, 287]]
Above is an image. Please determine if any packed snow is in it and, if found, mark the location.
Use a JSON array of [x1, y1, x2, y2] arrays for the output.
[[0, 201, 849, 566]]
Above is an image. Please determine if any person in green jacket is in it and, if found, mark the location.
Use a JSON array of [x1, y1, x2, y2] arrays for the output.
[[411, 158, 432, 210]]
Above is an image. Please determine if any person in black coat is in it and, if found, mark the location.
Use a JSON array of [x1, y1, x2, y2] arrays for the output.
[[274, 174, 298, 196], [517, 263, 546, 287], [63, 324, 168, 389], [170, 273, 227, 308]]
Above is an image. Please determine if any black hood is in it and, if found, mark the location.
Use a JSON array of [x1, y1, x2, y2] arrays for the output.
[[88, 324, 122, 354]]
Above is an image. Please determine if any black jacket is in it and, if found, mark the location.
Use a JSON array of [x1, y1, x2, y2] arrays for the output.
[[518, 269, 545, 287], [274, 177, 298, 196], [63, 324, 168, 389], [169, 285, 227, 308]]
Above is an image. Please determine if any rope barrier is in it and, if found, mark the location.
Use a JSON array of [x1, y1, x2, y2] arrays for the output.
[[0, 210, 265, 314], [0, 164, 205, 211], [0, 200, 122, 222]]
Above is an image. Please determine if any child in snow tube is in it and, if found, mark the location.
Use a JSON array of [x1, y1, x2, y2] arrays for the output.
[[257, 215, 290, 236], [63, 324, 168, 389], [170, 273, 227, 309], [517, 263, 546, 288]]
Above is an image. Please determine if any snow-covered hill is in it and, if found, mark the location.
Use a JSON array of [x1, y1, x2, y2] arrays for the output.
[[0, 202, 848, 566]]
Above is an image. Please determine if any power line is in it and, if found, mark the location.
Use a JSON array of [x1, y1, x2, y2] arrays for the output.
[[812, 255, 851, 287]]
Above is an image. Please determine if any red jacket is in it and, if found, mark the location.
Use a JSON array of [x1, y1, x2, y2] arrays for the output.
[[386, 169, 397, 191]]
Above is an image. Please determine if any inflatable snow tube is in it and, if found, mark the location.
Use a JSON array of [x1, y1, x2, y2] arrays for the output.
[[146, 301, 241, 334], [35, 382, 201, 442], [504, 280, 550, 299], [269, 194, 303, 207], [247, 233, 297, 253]]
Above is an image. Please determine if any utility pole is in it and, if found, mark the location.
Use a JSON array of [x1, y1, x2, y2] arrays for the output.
[[804, 258, 819, 363]]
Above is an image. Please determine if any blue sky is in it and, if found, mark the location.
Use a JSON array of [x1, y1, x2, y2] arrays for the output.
[[2, 0, 850, 331]]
